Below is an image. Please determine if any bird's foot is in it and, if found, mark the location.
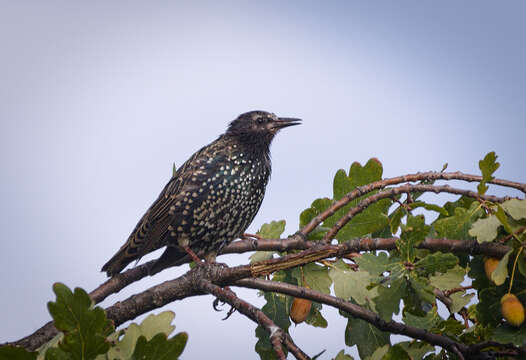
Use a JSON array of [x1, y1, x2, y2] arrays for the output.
[[212, 286, 237, 320]]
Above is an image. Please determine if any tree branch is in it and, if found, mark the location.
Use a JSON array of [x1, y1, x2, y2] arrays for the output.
[[236, 278, 526, 359], [9, 236, 511, 350], [197, 280, 310, 360], [7, 170, 524, 352]]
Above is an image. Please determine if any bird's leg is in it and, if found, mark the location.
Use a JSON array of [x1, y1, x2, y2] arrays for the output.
[[182, 245, 203, 265]]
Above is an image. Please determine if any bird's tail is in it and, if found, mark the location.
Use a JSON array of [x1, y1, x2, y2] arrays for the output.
[[101, 244, 138, 277]]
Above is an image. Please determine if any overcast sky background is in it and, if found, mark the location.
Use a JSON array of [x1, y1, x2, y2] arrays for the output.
[[1, 1, 525, 358]]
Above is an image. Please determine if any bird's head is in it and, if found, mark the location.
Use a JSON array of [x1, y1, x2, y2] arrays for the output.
[[226, 111, 301, 144]]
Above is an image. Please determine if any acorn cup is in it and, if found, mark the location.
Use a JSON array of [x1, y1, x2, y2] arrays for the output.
[[484, 257, 500, 283], [501, 293, 525, 327]]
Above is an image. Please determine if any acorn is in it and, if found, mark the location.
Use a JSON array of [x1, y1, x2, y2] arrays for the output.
[[290, 297, 312, 324], [484, 258, 500, 282], [501, 293, 525, 327]]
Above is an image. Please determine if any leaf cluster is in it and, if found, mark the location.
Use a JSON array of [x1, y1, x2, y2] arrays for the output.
[[253, 153, 526, 359], [1, 284, 187, 360]]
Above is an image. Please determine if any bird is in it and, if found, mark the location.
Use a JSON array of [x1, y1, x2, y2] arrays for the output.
[[101, 110, 301, 277]]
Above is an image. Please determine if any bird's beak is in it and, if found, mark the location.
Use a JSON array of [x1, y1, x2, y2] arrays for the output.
[[272, 117, 302, 130]]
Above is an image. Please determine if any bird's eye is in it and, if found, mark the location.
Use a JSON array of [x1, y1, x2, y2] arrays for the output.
[[257, 118, 264, 124]]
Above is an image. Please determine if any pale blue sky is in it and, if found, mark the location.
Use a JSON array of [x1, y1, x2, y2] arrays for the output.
[[1, 1, 525, 358]]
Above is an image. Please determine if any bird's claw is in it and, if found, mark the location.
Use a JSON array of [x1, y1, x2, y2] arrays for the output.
[[213, 298, 223, 311], [222, 305, 236, 320], [212, 294, 237, 320]]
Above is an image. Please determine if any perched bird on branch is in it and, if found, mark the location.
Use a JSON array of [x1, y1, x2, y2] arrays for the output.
[[102, 110, 301, 276]]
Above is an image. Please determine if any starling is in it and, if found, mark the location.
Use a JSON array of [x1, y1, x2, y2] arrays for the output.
[[101, 110, 301, 276]]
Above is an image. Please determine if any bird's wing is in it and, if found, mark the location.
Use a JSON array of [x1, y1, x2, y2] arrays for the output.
[[132, 144, 215, 258]]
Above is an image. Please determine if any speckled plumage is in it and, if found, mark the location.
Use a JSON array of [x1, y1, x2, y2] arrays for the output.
[[102, 111, 300, 276]]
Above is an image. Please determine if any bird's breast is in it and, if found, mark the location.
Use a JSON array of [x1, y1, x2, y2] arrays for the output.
[[168, 156, 270, 244]]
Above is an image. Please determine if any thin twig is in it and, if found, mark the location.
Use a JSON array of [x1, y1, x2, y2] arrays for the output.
[[301, 171, 524, 236], [322, 183, 512, 242], [444, 285, 473, 297]]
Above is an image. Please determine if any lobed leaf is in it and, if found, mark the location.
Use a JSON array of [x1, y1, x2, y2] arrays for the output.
[[131, 332, 187, 360], [47, 283, 113, 360], [469, 215, 501, 243], [0, 346, 37, 360], [477, 152, 500, 195], [434, 202, 483, 240], [329, 260, 378, 308], [501, 198, 526, 220], [342, 311, 390, 359]]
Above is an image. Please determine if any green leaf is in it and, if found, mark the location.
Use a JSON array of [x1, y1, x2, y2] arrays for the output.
[[491, 324, 526, 346], [172, 162, 177, 177], [131, 333, 187, 360], [333, 169, 353, 200], [415, 253, 458, 276], [329, 260, 378, 307], [383, 345, 411, 360], [408, 275, 436, 306], [501, 198, 526, 220], [300, 198, 332, 227], [431, 318, 465, 337], [374, 277, 406, 321], [107, 311, 177, 359], [397, 215, 429, 262], [434, 202, 483, 240], [0, 346, 37, 360], [440, 195, 475, 219], [47, 283, 113, 360], [292, 263, 332, 294], [305, 302, 328, 328], [495, 205, 514, 235], [389, 207, 406, 234], [469, 215, 501, 243], [477, 152, 500, 195], [333, 349, 354, 360], [44, 348, 70, 360], [398, 341, 435, 359], [403, 308, 441, 330], [250, 251, 275, 263], [491, 249, 513, 285], [343, 311, 390, 359], [37, 333, 62, 360], [366, 345, 389, 360], [255, 291, 292, 359], [354, 252, 392, 275], [477, 287, 506, 326], [250, 221, 286, 263], [325, 160, 391, 241], [257, 220, 286, 238], [449, 292, 475, 313], [338, 199, 392, 241], [518, 255, 526, 279], [429, 265, 466, 290], [299, 198, 332, 239]]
